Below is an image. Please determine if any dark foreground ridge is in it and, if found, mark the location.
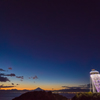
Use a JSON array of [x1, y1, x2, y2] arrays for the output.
[[72, 92, 100, 100], [12, 91, 68, 100]]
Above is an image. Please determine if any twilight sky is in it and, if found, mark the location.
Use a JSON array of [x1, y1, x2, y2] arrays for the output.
[[0, 0, 100, 90]]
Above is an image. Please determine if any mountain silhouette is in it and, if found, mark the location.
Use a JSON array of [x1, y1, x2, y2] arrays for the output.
[[33, 87, 44, 91]]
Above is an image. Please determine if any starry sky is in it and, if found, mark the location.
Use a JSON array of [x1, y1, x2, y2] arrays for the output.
[[0, 0, 100, 90]]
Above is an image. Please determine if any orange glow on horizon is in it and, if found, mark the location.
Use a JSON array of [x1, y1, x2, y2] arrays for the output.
[[0, 82, 64, 90], [1, 87, 61, 90]]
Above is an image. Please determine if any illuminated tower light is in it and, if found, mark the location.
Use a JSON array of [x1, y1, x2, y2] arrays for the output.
[[90, 69, 100, 93]]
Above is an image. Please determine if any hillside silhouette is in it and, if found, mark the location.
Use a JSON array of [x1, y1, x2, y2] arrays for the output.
[[12, 91, 68, 100]]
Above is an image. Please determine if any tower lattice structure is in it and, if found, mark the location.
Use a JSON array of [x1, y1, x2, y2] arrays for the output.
[[90, 69, 100, 93]]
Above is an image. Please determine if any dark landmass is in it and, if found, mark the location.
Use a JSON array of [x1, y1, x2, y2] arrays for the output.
[[12, 91, 68, 100], [0, 89, 29, 93], [55, 89, 89, 92], [72, 92, 100, 100]]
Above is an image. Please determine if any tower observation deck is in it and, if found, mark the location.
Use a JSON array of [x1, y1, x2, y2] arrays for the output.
[[90, 69, 100, 93]]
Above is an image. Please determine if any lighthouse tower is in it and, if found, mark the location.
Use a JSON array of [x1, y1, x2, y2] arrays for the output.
[[90, 69, 100, 93]]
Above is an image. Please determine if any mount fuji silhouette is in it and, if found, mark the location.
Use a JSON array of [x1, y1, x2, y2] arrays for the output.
[[33, 87, 44, 91]]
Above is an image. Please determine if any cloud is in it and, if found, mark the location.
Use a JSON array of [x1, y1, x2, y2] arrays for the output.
[[0, 73, 16, 77], [0, 76, 10, 82], [79, 84, 90, 89], [62, 84, 90, 89], [0, 85, 15, 88], [8, 67, 12, 70], [62, 86, 69, 88], [0, 73, 5, 76], [16, 76, 24, 79], [12, 83, 14, 85], [62, 86, 81, 89], [0, 68, 24, 85], [33, 75, 38, 79], [29, 76, 38, 80], [0, 68, 5, 71], [6, 73, 16, 77], [0, 68, 24, 84]]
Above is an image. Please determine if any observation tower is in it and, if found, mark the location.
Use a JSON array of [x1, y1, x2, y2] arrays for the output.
[[90, 69, 100, 93]]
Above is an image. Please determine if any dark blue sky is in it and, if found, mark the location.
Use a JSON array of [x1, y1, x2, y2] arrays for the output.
[[0, 0, 100, 90]]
